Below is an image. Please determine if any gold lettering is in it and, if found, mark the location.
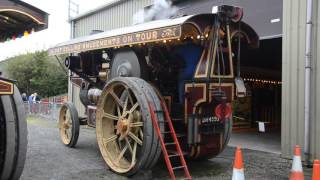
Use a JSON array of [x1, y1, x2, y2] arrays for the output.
[[152, 31, 158, 39], [111, 38, 116, 45], [136, 34, 141, 41], [99, 40, 103, 47], [122, 36, 127, 43], [103, 39, 108, 46], [107, 39, 112, 46], [140, 33, 146, 41], [85, 43, 90, 49], [116, 38, 120, 45], [172, 28, 177, 36], [146, 32, 152, 40], [127, 35, 133, 43]]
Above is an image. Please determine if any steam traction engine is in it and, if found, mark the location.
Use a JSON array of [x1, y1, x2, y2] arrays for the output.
[[49, 5, 258, 179], [0, 76, 27, 180]]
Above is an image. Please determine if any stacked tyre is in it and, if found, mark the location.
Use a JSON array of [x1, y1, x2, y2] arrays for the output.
[[0, 86, 27, 180]]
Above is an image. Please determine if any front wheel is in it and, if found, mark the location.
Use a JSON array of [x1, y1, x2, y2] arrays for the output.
[[96, 77, 163, 176], [59, 102, 80, 147]]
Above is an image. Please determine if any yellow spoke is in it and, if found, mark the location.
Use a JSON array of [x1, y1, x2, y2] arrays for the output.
[[103, 135, 117, 145], [103, 112, 119, 121], [115, 145, 128, 165], [65, 129, 69, 139], [131, 142, 137, 166], [122, 96, 129, 116], [110, 91, 124, 108], [125, 137, 133, 154], [128, 132, 142, 146], [125, 88, 134, 106], [117, 105, 121, 117], [65, 110, 71, 124], [130, 122, 143, 127], [139, 129, 143, 139], [128, 102, 139, 114]]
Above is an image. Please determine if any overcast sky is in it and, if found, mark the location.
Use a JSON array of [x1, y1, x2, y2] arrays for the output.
[[0, 0, 112, 61]]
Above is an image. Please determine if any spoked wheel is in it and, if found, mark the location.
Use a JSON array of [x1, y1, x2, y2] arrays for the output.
[[96, 77, 163, 176], [59, 102, 79, 147]]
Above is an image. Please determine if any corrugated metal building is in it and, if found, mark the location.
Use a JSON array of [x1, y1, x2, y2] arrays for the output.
[[67, 0, 320, 160], [282, 0, 320, 160]]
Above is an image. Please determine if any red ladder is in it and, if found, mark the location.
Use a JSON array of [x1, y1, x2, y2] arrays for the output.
[[148, 100, 192, 180]]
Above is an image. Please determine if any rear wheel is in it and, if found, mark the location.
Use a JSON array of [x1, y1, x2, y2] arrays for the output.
[[0, 86, 27, 180], [96, 77, 163, 176], [59, 102, 80, 147]]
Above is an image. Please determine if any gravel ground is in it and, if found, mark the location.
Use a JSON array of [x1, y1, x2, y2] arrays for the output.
[[20, 117, 312, 180]]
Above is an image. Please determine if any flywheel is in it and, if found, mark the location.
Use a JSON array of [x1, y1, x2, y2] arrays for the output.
[[110, 49, 148, 79]]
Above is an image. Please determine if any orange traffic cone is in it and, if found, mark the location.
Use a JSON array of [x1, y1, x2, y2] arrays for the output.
[[312, 160, 320, 180], [290, 145, 304, 180], [232, 146, 245, 180]]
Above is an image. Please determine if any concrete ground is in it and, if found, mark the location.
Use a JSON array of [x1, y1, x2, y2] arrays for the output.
[[229, 131, 281, 154], [20, 117, 312, 180]]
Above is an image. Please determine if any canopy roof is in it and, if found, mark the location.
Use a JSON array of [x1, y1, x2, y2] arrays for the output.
[[0, 0, 48, 41], [49, 13, 259, 56]]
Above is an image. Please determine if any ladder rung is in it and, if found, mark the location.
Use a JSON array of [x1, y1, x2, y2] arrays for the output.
[[168, 154, 180, 158], [162, 131, 171, 134], [163, 132, 185, 138], [176, 133, 185, 138], [172, 118, 184, 121], [165, 142, 176, 146], [158, 120, 167, 123], [168, 151, 188, 156], [172, 166, 185, 170]]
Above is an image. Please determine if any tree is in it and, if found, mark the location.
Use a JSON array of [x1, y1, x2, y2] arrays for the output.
[[5, 51, 68, 98]]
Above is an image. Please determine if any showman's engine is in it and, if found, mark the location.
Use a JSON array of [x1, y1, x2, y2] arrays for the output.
[[49, 5, 259, 178]]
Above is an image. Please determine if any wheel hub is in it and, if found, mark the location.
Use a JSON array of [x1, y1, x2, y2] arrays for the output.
[[117, 118, 128, 136], [117, 114, 134, 140], [63, 122, 70, 129]]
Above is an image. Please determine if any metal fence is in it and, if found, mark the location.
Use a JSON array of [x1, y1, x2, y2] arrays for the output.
[[24, 102, 64, 121]]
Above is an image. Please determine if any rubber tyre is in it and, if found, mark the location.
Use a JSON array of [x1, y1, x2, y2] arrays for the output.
[[0, 86, 27, 180], [59, 102, 80, 148], [128, 78, 163, 169]]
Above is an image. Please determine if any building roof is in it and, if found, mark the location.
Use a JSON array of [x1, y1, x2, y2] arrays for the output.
[[70, 0, 282, 40], [0, 0, 49, 41], [70, 0, 123, 22]]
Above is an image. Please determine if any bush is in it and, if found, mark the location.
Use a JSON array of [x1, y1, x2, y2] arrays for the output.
[[6, 51, 68, 98]]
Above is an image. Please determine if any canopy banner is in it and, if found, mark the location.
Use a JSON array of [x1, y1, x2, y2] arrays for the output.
[[48, 25, 181, 55]]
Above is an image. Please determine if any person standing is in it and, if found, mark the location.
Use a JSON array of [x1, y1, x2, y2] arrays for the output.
[[28, 93, 34, 114], [21, 93, 28, 102]]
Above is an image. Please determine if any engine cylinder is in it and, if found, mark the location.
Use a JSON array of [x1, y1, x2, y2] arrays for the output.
[[88, 88, 102, 105]]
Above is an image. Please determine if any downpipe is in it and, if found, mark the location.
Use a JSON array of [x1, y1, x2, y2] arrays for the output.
[[304, 0, 313, 166]]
